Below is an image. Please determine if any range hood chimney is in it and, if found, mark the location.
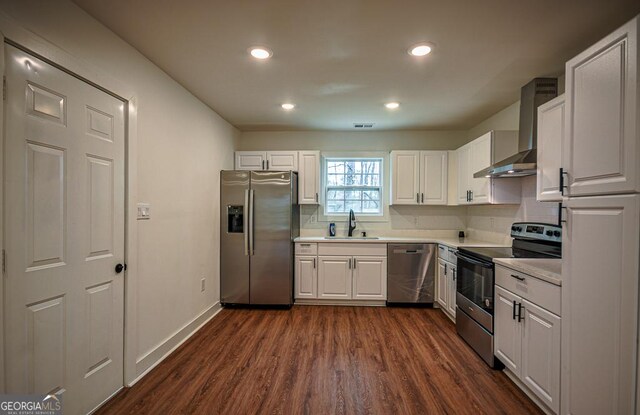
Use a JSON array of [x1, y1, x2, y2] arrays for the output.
[[474, 78, 558, 178]]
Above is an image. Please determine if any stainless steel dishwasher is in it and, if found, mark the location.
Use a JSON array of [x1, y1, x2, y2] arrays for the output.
[[387, 244, 436, 304]]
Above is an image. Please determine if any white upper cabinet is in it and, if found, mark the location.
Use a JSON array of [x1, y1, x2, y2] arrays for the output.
[[298, 151, 320, 204], [235, 151, 298, 171], [267, 151, 298, 171], [563, 17, 639, 196], [420, 151, 448, 205], [390, 151, 420, 204], [390, 150, 448, 205], [536, 95, 565, 202], [457, 130, 521, 205], [235, 151, 267, 170]]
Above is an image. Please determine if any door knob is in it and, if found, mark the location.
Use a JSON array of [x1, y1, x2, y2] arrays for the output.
[[115, 263, 126, 274]]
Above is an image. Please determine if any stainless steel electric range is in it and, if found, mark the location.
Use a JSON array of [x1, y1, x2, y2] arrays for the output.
[[454, 222, 562, 367]]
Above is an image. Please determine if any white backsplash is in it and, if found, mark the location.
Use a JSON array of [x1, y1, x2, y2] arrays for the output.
[[300, 176, 559, 245]]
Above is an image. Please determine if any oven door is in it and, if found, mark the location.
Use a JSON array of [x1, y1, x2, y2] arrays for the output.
[[455, 251, 495, 317]]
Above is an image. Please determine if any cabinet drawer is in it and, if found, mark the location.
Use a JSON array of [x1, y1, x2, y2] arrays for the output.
[[438, 245, 447, 261], [496, 265, 561, 315], [318, 243, 386, 257], [295, 243, 317, 255]]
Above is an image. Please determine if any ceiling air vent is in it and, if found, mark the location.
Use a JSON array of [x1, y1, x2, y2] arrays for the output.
[[353, 123, 375, 129]]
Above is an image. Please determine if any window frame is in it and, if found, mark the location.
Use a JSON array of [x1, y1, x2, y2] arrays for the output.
[[318, 151, 390, 223]]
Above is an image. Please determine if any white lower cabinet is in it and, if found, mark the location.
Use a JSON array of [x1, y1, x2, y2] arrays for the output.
[[495, 267, 561, 414], [436, 247, 457, 321], [294, 256, 317, 299], [318, 256, 352, 299], [352, 256, 387, 300], [296, 243, 387, 301]]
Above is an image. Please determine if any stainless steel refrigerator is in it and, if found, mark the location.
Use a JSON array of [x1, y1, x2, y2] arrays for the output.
[[220, 170, 299, 306]]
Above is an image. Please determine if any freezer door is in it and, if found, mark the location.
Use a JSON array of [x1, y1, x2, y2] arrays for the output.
[[220, 171, 250, 304], [250, 171, 294, 305]]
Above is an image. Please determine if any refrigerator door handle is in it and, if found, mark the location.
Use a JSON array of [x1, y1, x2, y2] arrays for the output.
[[249, 189, 255, 255], [244, 189, 249, 256]]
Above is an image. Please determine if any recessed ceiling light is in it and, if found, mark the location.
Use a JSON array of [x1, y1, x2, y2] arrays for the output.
[[281, 103, 295, 110], [408, 43, 433, 57], [385, 102, 400, 109], [249, 47, 272, 60]]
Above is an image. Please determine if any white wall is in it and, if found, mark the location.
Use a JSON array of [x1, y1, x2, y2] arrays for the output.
[[0, 0, 240, 381]]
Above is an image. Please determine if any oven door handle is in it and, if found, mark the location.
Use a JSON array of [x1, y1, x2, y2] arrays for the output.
[[454, 252, 494, 269]]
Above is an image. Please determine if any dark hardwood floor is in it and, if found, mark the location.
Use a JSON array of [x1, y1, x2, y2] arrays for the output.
[[97, 306, 542, 415]]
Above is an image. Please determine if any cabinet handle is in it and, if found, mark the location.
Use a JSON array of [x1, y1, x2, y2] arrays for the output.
[[510, 274, 525, 281], [517, 303, 524, 322], [444, 263, 448, 275], [421, 193, 424, 203], [513, 300, 517, 320], [313, 258, 316, 269], [417, 193, 420, 203], [470, 190, 473, 201], [315, 192, 318, 202], [452, 269, 456, 281], [559, 167, 568, 195], [266, 160, 269, 170], [560, 204, 568, 224], [261, 160, 265, 170], [353, 259, 356, 269], [348, 258, 351, 269]]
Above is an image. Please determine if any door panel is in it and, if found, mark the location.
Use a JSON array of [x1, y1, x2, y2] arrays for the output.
[[267, 151, 298, 171], [235, 151, 266, 170], [470, 132, 491, 203], [420, 151, 448, 205], [446, 264, 457, 316], [391, 151, 419, 205], [521, 299, 561, 414], [456, 145, 470, 204], [220, 171, 250, 304], [250, 171, 293, 305], [536, 95, 565, 202], [295, 256, 317, 298], [494, 286, 521, 375], [352, 256, 387, 300], [436, 260, 447, 307], [5, 45, 125, 414], [564, 19, 638, 196], [318, 256, 351, 299], [298, 151, 319, 204], [562, 194, 639, 414]]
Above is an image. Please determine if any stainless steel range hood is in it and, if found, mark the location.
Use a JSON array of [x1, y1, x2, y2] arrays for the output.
[[474, 78, 558, 178]]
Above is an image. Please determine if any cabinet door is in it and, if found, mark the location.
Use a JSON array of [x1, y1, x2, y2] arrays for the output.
[[235, 151, 266, 170], [494, 286, 522, 376], [352, 256, 387, 300], [536, 95, 565, 202], [469, 132, 492, 204], [521, 299, 561, 414], [294, 256, 317, 299], [391, 151, 420, 205], [446, 264, 457, 317], [436, 259, 448, 307], [564, 18, 638, 196], [318, 256, 352, 299], [419, 151, 448, 205], [456, 145, 470, 204], [267, 151, 298, 171], [561, 194, 639, 415], [298, 151, 320, 204]]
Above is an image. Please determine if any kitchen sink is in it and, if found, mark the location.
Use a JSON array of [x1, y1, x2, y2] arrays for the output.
[[323, 236, 380, 240]]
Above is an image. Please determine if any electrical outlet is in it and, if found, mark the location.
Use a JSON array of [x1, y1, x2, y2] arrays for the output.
[[201, 278, 205, 292], [309, 214, 317, 223]]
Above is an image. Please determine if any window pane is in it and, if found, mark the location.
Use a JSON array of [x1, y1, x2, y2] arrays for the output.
[[324, 158, 382, 214], [327, 189, 344, 200]]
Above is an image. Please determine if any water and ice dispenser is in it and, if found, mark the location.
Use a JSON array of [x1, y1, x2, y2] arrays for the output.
[[227, 205, 244, 233]]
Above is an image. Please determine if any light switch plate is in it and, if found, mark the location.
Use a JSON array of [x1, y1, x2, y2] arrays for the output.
[[137, 203, 151, 220]]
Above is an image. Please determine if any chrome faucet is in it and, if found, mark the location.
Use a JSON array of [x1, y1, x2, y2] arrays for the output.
[[348, 209, 357, 237]]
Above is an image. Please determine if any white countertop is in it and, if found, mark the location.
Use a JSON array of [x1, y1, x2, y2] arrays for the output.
[[294, 236, 509, 249], [493, 258, 562, 286]]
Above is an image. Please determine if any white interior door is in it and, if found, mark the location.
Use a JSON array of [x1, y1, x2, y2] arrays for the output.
[[4, 45, 125, 414]]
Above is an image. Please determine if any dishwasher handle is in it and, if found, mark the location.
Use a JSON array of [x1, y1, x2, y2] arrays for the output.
[[393, 249, 426, 254]]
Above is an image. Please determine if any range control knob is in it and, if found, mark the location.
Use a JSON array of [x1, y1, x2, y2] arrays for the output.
[[553, 230, 561, 237], [516, 227, 523, 232], [546, 230, 553, 236], [511, 226, 517, 232]]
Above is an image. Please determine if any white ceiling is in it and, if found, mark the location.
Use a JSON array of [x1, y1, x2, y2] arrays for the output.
[[72, 0, 640, 131]]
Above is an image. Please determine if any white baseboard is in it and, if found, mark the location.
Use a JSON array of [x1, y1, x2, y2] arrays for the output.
[[294, 299, 386, 306], [129, 302, 222, 386]]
